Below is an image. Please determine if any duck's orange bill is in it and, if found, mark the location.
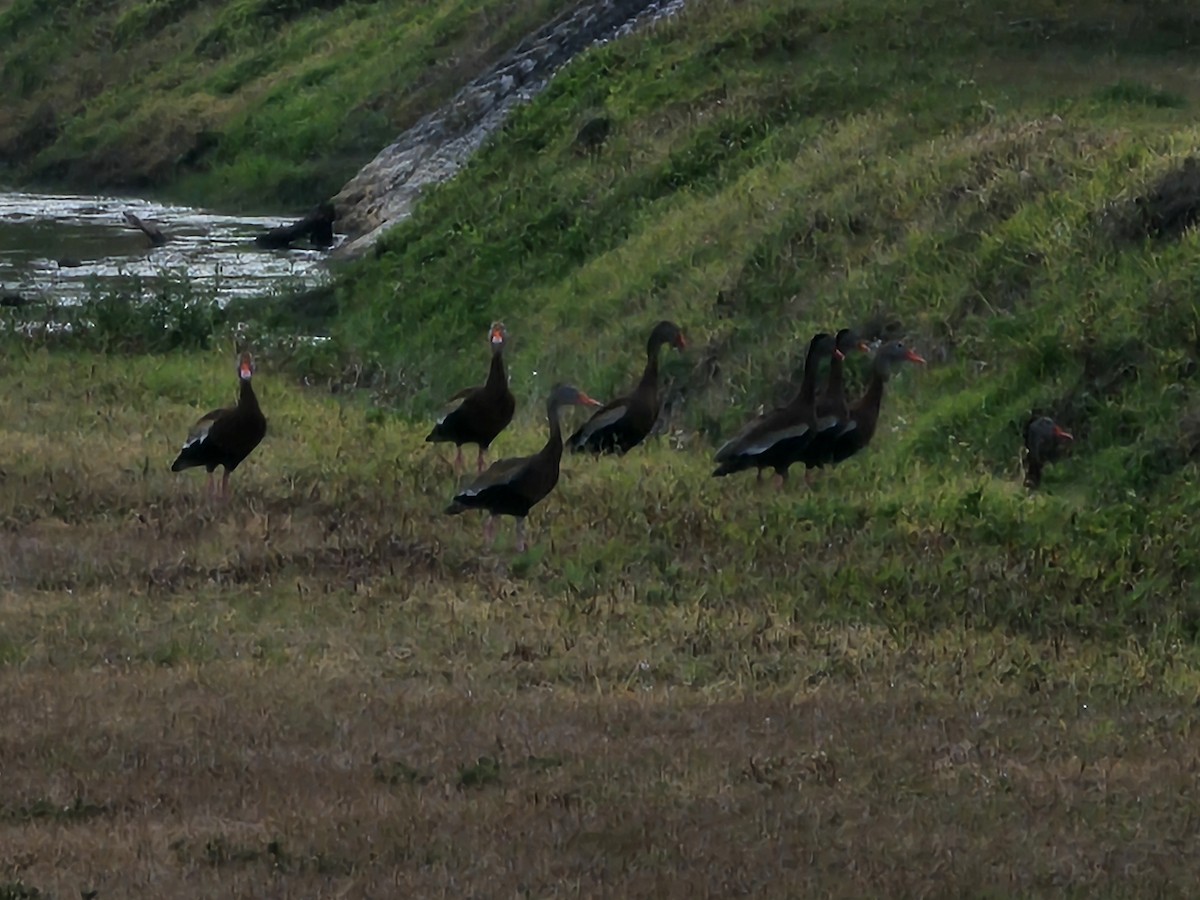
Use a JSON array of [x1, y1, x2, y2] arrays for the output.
[[833, 348, 845, 361], [676, 334, 688, 349], [579, 392, 603, 407], [1054, 425, 1074, 441], [490, 328, 505, 342], [905, 350, 927, 364], [239, 361, 253, 378], [857, 340, 871, 353]]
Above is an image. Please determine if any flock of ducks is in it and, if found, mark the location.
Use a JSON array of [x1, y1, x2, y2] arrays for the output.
[[171, 322, 1075, 550]]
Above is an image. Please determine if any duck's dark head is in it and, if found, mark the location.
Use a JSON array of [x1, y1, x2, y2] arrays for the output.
[[1025, 416, 1073, 454], [489, 321, 508, 353], [834, 328, 871, 360], [648, 320, 687, 354], [806, 332, 837, 361], [237, 352, 256, 382], [547, 383, 603, 417], [872, 340, 926, 377]]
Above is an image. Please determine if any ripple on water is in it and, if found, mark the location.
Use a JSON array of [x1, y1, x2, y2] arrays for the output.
[[0, 192, 333, 305]]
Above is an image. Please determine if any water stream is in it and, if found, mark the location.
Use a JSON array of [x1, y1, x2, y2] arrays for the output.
[[0, 191, 331, 306]]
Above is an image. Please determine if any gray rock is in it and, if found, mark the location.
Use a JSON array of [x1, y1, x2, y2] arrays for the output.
[[330, 0, 687, 259]]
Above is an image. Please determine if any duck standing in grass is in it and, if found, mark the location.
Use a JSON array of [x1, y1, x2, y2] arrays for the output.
[[712, 332, 838, 487], [821, 339, 926, 467], [171, 351, 267, 500], [1023, 416, 1073, 488], [798, 327, 873, 479], [568, 320, 686, 455], [447, 383, 601, 551], [426, 321, 516, 477]]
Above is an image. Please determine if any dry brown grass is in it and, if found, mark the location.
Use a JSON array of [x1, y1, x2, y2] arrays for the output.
[[2, 350, 1200, 897]]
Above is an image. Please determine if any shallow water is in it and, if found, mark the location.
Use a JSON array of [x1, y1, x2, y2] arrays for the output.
[[0, 191, 331, 305]]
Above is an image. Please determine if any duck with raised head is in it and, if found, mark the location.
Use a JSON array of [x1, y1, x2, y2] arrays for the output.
[[711, 332, 838, 486], [568, 320, 686, 455], [823, 339, 926, 467], [447, 383, 601, 551], [1023, 416, 1073, 489], [171, 351, 268, 500], [799, 327, 873, 476], [426, 322, 516, 476]]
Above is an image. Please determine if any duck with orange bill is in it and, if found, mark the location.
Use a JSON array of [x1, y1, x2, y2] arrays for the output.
[[426, 321, 516, 477], [1023, 416, 1073, 489], [568, 320, 686, 456], [171, 352, 268, 500], [447, 383, 601, 551]]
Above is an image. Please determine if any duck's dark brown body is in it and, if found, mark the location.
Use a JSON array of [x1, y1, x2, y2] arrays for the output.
[[801, 329, 870, 471], [569, 320, 686, 455], [1023, 416, 1073, 488], [712, 332, 835, 479], [448, 384, 600, 550], [171, 353, 267, 497], [817, 340, 925, 467], [426, 323, 515, 465]]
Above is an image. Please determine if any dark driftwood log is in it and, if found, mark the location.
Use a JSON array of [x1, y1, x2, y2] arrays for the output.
[[1, 292, 30, 308], [123, 211, 168, 247], [255, 203, 336, 250]]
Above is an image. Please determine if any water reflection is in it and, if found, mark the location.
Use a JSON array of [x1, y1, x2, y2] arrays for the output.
[[0, 192, 332, 305]]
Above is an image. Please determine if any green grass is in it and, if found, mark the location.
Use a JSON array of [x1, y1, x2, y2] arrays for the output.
[[0, 0, 575, 208]]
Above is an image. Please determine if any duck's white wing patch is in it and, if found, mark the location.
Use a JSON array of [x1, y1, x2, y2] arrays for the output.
[[437, 386, 480, 423], [714, 414, 769, 461], [815, 415, 841, 433], [742, 423, 810, 456], [182, 413, 219, 449], [456, 456, 529, 497], [576, 404, 627, 442]]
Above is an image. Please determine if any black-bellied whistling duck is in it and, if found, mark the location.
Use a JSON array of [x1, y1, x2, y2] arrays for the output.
[[568, 320, 686, 455], [711, 332, 837, 486], [171, 351, 268, 500], [1023, 416, 1073, 489], [824, 339, 925, 466], [426, 321, 516, 476], [800, 328, 872, 476], [446, 383, 601, 551]]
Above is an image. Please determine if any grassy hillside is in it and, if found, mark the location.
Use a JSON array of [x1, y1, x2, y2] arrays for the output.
[[317, 0, 1200, 625], [0, 0, 574, 208]]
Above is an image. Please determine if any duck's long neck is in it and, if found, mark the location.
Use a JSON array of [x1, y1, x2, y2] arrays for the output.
[[238, 378, 261, 415], [485, 349, 506, 390], [824, 355, 846, 402], [852, 369, 889, 443], [637, 339, 662, 392], [542, 398, 566, 464], [790, 350, 824, 409]]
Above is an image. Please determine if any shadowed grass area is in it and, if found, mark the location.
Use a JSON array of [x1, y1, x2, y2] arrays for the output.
[[2, 350, 1200, 894]]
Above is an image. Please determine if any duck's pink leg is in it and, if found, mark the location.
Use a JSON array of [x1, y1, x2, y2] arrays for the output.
[[515, 519, 527, 553], [477, 448, 487, 473], [453, 447, 465, 478], [773, 473, 785, 491], [483, 515, 497, 548], [220, 470, 232, 501]]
